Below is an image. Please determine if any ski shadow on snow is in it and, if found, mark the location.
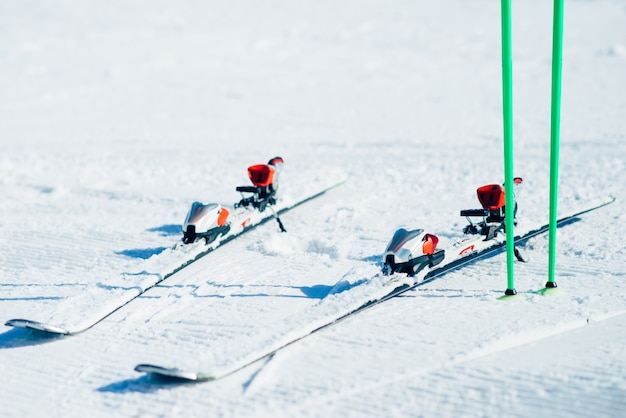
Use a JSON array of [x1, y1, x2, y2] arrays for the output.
[[146, 224, 181, 237], [357, 254, 386, 271], [300, 284, 334, 299], [115, 247, 168, 259], [97, 374, 200, 393], [231, 283, 340, 299], [360, 254, 383, 265], [0, 327, 66, 349], [158, 280, 366, 300], [157, 282, 337, 300], [114, 224, 181, 259]]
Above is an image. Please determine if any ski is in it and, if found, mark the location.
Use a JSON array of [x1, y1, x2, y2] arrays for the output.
[[5, 158, 345, 336], [135, 194, 615, 382]]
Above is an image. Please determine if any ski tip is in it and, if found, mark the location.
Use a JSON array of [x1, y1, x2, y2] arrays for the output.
[[594, 195, 617, 208], [135, 364, 212, 381], [4, 319, 70, 335]]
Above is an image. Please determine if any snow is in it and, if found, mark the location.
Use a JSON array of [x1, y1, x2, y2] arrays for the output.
[[1, 0, 626, 416]]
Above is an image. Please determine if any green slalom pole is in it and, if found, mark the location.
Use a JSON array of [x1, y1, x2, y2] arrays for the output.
[[547, 0, 565, 289], [501, 0, 517, 296]]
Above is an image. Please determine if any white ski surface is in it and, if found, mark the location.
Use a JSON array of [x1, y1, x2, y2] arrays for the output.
[[4, 179, 345, 335], [135, 196, 615, 381]]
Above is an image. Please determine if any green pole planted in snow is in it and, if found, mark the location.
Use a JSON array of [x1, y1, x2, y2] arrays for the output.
[[547, 0, 565, 288], [501, 0, 517, 296]]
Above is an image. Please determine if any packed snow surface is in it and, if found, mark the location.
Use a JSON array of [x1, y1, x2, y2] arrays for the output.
[[1, 1, 625, 417]]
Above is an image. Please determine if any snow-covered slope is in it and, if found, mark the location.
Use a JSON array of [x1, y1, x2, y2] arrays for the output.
[[1, 1, 625, 417]]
